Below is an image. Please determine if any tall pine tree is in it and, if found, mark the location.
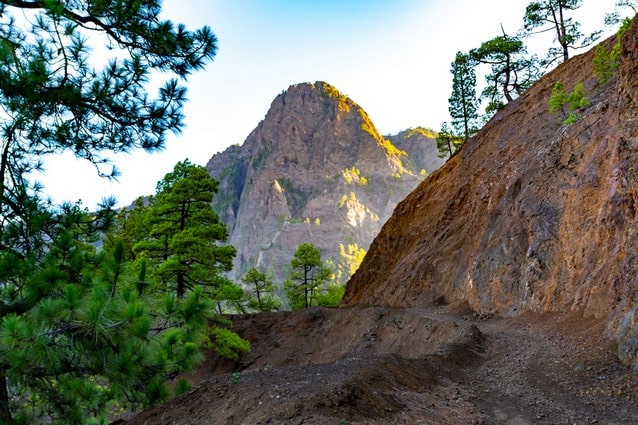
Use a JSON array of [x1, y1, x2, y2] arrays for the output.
[[284, 243, 332, 310], [133, 160, 238, 300], [0, 2, 219, 422], [448, 52, 479, 140]]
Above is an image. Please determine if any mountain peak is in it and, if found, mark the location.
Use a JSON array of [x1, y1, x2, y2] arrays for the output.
[[207, 81, 443, 280]]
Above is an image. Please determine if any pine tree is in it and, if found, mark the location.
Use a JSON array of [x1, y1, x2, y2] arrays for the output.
[[133, 160, 238, 300], [0, 1, 218, 422], [470, 31, 540, 115], [436, 122, 464, 158], [0, 201, 217, 423], [548, 81, 590, 125], [448, 52, 479, 140], [523, 0, 601, 65], [284, 243, 332, 310], [242, 267, 282, 312]]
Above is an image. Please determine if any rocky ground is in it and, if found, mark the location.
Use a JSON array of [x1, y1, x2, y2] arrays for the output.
[[121, 304, 638, 425]]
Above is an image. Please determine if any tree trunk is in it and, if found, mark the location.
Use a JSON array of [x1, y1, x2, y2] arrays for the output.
[[176, 271, 185, 298], [0, 138, 12, 243], [0, 373, 12, 424]]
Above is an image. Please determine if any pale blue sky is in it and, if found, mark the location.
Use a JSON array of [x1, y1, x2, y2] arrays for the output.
[[42, 0, 618, 208]]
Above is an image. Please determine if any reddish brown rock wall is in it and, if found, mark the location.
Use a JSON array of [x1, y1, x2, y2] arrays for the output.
[[343, 19, 638, 364]]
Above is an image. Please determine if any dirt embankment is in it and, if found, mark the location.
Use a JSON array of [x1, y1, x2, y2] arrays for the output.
[[123, 305, 638, 425]]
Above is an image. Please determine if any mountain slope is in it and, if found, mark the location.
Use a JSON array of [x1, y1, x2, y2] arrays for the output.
[[343, 21, 638, 366], [206, 81, 444, 280]]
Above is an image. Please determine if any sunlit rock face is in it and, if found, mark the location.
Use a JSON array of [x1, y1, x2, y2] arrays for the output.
[[206, 81, 444, 280]]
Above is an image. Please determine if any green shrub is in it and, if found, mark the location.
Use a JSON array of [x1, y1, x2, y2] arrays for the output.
[[174, 378, 192, 396], [316, 284, 346, 307], [593, 17, 634, 83], [209, 327, 250, 361], [549, 81, 590, 125]]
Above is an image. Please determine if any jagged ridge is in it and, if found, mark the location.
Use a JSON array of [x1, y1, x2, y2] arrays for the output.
[[206, 81, 444, 280]]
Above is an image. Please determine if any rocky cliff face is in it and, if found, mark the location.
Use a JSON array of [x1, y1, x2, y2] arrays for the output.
[[206, 82, 444, 280], [343, 21, 638, 366], [388, 127, 443, 176]]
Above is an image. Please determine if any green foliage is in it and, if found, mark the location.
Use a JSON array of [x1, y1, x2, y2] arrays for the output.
[[0, 226, 216, 422], [470, 33, 540, 113], [548, 81, 590, 125], [318, 81, 349, 103], [359, 109, 407, 161], [0, 1, 219, 421], [209, 276, 246, 314], [377, 136, 408, 159], [568, 83, 590, 110], [404, 127, 437, 139], [593, 17, 634, 83], [523, 0, 601, 65], [341, 167, 368, 186], [132, 160, 237, 300], [173, 379, 193, 397], [330, 243, 366, 285], [104, 198, 152, 263], [436, 122, 464, 158], [209, 328, 250, 361], [593, 44, 617, 84], [548, 82, 567, 114], [316, 283, 346, 307], [337, 194, 349, 209], [242, 267, 282, 312], [449, 52, 479, 140], [284, 243, 333, 310]]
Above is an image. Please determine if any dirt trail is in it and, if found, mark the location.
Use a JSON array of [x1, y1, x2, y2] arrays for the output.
[[457, 310, 638, 425], [122, 306, 638, 425]]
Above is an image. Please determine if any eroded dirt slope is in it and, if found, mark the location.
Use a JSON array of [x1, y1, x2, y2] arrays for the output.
[[343, 20, 638, 367]]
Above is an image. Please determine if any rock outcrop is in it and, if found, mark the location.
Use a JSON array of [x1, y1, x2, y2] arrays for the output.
[[343, 21, 638, 365], [206, 82, 444, 280]]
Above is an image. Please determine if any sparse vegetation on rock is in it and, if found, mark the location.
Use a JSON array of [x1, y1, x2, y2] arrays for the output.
[[548, 81, 590, 124]]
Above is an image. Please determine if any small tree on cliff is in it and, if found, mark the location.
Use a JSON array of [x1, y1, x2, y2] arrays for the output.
[[522, 0, 601, 65], [284, 243, 332, 310], [594, 16, 634, 83], [548, 81, 590, 125], [470, 31, 540, 115]]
